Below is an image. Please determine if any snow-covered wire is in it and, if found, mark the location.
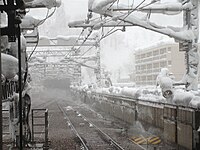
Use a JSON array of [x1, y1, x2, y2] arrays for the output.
[[27, 35, 39, 61], [35, 7, 56, 27], [27, 7, 57, 61], [73, 29, 93, 53], [64, 28, 86, 58], [98, 0, 159, 40], [102, 0, 147, 38]]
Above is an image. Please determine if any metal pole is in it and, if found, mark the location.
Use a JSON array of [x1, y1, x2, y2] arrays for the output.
[[183, 0, 199, 90], [17, 25, 23, 149], [31, 109, 34, 142], [44, 109, 49, 150], [0, 12, 3, 150], [96, 45, 101, 87]]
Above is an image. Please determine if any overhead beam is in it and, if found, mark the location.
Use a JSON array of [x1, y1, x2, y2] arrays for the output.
[[69, 21, 133, 28]]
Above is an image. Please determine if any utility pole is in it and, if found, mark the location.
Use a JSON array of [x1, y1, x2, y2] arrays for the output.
[[181, 0, 199, 90], [96, 42, 101, 87]]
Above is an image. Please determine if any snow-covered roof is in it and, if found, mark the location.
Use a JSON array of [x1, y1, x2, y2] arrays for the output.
[[135, 38, 176, 52]]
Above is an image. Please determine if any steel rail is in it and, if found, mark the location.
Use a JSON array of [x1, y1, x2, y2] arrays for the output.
[[71, 109, 126, 150], [57, 103, 90, 150], [82, 114, 125, 150]]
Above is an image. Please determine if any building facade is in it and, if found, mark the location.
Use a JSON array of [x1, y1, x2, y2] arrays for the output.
[[135, 43, 185, 85]]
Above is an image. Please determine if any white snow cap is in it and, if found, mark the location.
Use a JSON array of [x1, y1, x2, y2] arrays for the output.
[[68, 20, 85, 27], [38, 36, 51, 45], [9, 34, 27, 57], [156, 68, 174, 91], [1, 53, 18, 79], [21, 15, 41, 28], [31, 0, 61, 9], [89, 0, 117, 12]]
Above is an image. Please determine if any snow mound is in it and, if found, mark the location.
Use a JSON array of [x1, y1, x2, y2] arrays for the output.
[[31, 0, 61, 9], [38, 36, 51, 45], [89, 0, 117, 12], [68, 20, 85, 27], [172, 89, 194, 106], [189, 96, 200, 109], [21, 15, 41, 28], [9, 34, 27, 57], [2, 53, 18, 80], [121, 87, 141, 99]]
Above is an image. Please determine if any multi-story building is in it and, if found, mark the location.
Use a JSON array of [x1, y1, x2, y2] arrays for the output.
[[135, 42, 185, 85]]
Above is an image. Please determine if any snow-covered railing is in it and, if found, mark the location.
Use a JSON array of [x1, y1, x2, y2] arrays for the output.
[[70, 85, 200, 109]]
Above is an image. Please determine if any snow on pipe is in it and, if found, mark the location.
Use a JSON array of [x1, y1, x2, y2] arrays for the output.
[[25, 0, 61, 9], [21, 15, 41, 28], [88, 0, 198, 41]]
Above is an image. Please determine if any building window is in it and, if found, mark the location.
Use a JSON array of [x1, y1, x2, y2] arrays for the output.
[[147, 75, 152, 80], [153, 50, 159, 56], [160, 61, 167, 67], [153, 62, 159, 68], [168, 47, 171, 53], [168, 60, 172, 65], [160, 48, 166, 54], [147, 52, 152, 57], [141, 54, 146, 59], [147, 63, 152, 69], [141, 76, 146, 81], [141, 65, 146, 70]]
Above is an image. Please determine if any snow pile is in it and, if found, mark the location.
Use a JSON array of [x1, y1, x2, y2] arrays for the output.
[[29, 56, 46, 63], [142, 2, 193, 15], [38, 36, 51, 45], [68, 20, 85, 27], [2, 53, 18, 80], [90, 1, 196, 41], [21, 15, 41, 28], [31, 0, 61, 9], [71, 83, 200, 109], [189, 96, 200, 109], [0, 36, 9, 51], [56, 35, 79, 45], [0, 10, 7, 27], [88, 0, 117, 12], [121, 87, 141, 99], [173, 89, 194, 106], [156, 68, 174, 91], [9, 34, 27, 57], [139, 88, 165, 102]]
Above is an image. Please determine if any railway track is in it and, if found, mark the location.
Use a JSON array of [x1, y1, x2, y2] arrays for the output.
[[57, 99, 150, 150], [57, 102, 128, 150]]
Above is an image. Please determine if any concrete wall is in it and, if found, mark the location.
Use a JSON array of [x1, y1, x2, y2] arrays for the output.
[[73, 91, 200, 150]]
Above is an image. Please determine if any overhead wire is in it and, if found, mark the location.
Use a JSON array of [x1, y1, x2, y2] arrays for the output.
[[65, 0, 118, 60], [97, 0, 159, 43], [65, 0, 154, 68], [27, 7, 57, 61], [77, 0, 157, 58]]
